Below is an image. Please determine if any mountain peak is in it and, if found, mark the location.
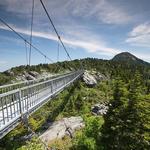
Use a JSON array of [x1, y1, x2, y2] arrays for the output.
[[112, 52, 149, 66], [112, 52, 138, 61]]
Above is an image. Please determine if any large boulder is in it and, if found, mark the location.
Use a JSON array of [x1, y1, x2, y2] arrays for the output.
[[40, 116, 84, 144], [94, 72, 107, 81], [82, 71, 97, 86], [89, 70, 108, 81]]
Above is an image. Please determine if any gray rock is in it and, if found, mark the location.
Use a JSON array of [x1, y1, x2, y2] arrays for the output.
[[24, 72, 36, 80], [40, 116, 84, 144], [29, 71, 39, 78], [94, 73, 107, 81], [82, 71, 97, 86], [89, 70, 107, 81], [5, 70, 14, 76], [92, 103, 109, 115], [82, 70, 108, 86]]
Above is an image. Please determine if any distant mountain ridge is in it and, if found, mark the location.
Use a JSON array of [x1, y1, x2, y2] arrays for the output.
[[0, 51, 150, 85], [112, 52, 150, 66]]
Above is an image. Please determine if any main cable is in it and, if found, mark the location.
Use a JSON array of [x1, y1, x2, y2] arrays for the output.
[[40, 0, 72, 61], [24, 40, 28, 65], [57, 40, 59, 62], [40, 0, 84, 71], [29, 0, 35, 65], [0, 17, 54, 63]]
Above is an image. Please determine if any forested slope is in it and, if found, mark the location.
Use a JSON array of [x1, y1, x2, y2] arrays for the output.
[[0, 53, 150, 149]]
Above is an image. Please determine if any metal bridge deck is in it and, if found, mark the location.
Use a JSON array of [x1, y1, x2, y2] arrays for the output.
[[0, 70, 83, 139]]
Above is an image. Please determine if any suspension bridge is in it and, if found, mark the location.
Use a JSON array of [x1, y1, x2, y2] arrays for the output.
[[0, 70, 83, 139], [0, 0, 84, 139]]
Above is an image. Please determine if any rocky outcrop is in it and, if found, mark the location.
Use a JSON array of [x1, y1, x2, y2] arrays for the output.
[[24, 72, 36, 80], [40, 116, 84, 144], [14, 71, 56, 82], [82, 70, 107, 86], [82, 71, 97, 86], [93, 72, 107, 81], [5, 70, 14, 76], [28, 71, 39, 78], [91, 103, 109, 115]]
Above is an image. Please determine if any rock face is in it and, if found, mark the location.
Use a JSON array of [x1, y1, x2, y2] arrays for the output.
[[24, 72, 36, 80], [82, 70, 107, 86], [40, 116, 84, 144], [28, 71, 39, 78], [5, 70, 14, 76], [14, 71, 56, 82], [93, 72, 107, 81], [91, 103, 109, 115], [82, 71, 97, 86]]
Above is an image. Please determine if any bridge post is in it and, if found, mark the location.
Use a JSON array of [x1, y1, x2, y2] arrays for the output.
[[18, 89, 29, 130], [0, 98, 5, 125], [63, 77, 66, 86], [18, 90, 23, 117], [51, 81, 53, 94]]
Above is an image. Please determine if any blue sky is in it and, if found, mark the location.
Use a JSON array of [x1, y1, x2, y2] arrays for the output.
[[0, 0, 150, 71]]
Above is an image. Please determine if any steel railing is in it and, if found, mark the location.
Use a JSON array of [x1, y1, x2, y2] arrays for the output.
[[0, 70, 84, 139], [0, 72, 73, 94]]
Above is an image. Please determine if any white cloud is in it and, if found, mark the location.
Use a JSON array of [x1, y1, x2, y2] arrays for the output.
[[0, 61, 7, 66], [0, 24, 121, 56], [91, 0, 131, 25], [125, 23, 150, 62], [129, 22, 150, 37], [126, 22, 150, 47], [135, 53, 150, 62], [0, 0, 129, 60], [0, 0, 132, 25], [69, 0, 131, 25], [0, 0, 131, 55]]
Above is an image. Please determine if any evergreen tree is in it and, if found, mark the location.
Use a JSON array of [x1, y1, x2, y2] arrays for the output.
[[100, 75, 150, 150], [100, 79, 128, 150], [123, 75, 150, 149]]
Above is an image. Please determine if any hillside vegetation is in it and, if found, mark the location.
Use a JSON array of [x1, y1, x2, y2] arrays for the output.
[[1, 57, 150, 85], [0, 53, 150, 150]]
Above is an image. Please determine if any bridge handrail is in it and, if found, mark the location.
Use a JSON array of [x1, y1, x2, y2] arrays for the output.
[[0, 70, 83, 98], [0, 71, 74, 89], [0, 79, 36, 89], [0, 70, 83, 139], [0, 71, 74, 93], [0, 89, 19, 98]]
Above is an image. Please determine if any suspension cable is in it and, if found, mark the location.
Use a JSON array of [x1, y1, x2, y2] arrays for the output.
[[0, 17, 54, 63], [29, 0, 35, 66], [57, 40, 59, 62], [55, 40, 60, 72], [24, 40, 28, 65], [45, 55, 46, 64], [40, 0, 84, 71], [40, 0, 72, 61]]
